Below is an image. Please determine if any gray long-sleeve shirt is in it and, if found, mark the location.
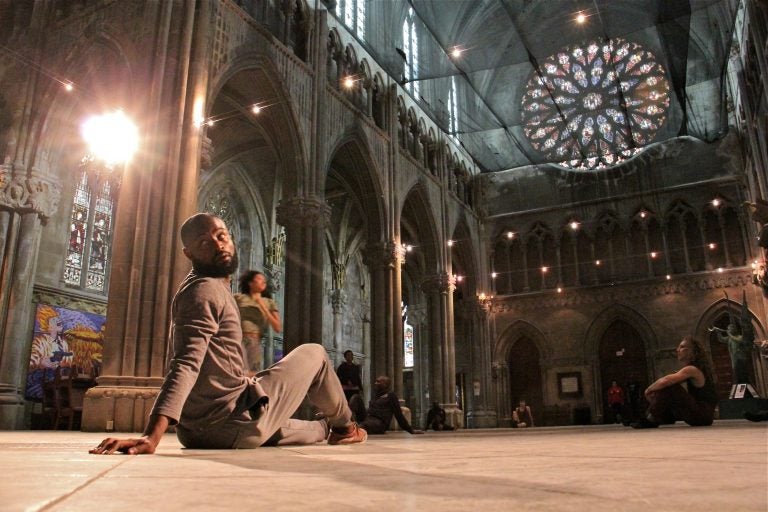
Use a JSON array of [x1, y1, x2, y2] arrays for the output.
[[151, 271, 265, 430]]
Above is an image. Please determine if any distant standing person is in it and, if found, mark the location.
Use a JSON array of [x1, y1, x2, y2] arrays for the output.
[[512, 399, 534, 428], [631, 336, 718, 429], [235, 271, 282, 376], [606, 380, 626, 424], [336, 349, 363, 401]]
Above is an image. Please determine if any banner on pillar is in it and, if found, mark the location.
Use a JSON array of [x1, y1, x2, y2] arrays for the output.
[[25, 304, 106, 401]]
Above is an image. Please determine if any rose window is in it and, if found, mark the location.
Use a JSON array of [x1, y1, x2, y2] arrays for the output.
[[521, 38, 670, 170]]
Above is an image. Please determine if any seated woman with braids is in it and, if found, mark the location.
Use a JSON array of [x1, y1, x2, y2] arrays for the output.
[[631, 336, 718, 429]]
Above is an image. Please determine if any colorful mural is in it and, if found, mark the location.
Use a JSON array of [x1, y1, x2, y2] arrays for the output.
[[25, 304, 106, 401]]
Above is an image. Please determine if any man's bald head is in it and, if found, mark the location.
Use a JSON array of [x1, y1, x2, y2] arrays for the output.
[[179, 213, 238, 277], [180, 213, 219, 248]]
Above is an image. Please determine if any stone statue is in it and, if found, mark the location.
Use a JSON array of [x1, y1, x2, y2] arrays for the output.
[[709, 291, 754, 384]]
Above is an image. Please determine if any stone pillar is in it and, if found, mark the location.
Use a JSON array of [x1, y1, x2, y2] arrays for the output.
[[81, 0, 212, 432], [0, 167, 61, 428], [406, 303, 428, 427], [363, 241, 403, 393], [276, 196, 331, 352], [466, 298, 497, 428], [421, 272, 461, 428], [492, 361, 511, 427]]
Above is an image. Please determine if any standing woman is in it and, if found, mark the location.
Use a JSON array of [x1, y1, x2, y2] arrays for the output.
[[235, 271, 282, 376]]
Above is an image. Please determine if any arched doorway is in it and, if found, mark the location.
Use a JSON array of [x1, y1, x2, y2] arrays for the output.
[[507, 337, 543, 426], [598, 320, 649, 423]]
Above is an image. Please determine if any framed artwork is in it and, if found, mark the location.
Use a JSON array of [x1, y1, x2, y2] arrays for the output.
[[557, 372, 582, 398], [25, 304, 106, 401]]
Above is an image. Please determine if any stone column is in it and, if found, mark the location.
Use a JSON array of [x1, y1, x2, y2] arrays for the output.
[[81, 0, 212, 432], [466, 298, 497, 428], [276, 196, 331, 353], [0, 167, 61, 428], [421, 272, 461, 428], [362, 241, 403, 393], [492, 361, 511, 427]]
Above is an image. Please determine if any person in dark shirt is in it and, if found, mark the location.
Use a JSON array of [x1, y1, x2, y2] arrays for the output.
[[631, 336, 718, 429], [426, 402, 454, 431], [336, 350, 363, 401], [349, 375, 424, 435]]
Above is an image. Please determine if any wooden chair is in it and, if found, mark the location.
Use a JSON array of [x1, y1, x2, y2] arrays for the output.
[[53, 367, 83, 430]]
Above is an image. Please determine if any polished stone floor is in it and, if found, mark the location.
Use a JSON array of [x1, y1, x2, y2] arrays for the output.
[[1, 421, 765, 512]]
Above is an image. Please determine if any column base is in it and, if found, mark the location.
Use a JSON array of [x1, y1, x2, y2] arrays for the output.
[[466, 410, 497, 428], [0, 383, 25, 429], [389, 404, 412, 431], [444, 404, 464, 430], [82, 385, 161, 433]]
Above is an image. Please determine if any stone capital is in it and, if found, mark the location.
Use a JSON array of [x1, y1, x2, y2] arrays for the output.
[[276, 196, 331, 229], [0, 165, 62, 220], [420, 272, 455, 294], [363, 241, 401, 270]]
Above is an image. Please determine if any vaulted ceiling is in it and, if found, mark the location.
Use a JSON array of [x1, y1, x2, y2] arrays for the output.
[[340, 0, 740, 172]]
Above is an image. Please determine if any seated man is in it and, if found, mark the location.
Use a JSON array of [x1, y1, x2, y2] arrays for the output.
[[425, 401, 454, 431], [90, 213, 366, 455], [349, 375, 424, 435], [512, 400, 534, 428]]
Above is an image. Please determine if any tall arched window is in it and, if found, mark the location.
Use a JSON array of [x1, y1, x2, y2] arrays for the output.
[[63, 171, 116, 293], [402, 7, 419, 98], [335, 0, 365, 40], [448, 76, 459, 140]]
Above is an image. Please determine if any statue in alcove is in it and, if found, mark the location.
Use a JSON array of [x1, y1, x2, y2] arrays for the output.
[[745, 200, 768, 297], [708, 291, 755, 385]]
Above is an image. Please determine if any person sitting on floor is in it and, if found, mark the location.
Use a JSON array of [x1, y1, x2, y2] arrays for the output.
[[512, 399, 534, 428], [89, 213, 366, 454], [349, 375, 424, 435], [631, 336, 717, 429], [426, 401, 454, 431]]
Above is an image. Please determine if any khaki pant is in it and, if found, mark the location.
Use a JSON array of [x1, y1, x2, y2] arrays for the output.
[[177, 344, 352, 448]]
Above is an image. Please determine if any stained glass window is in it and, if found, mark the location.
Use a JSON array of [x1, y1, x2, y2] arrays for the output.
[[448, 76, 459, 140], [64, 171, 116, 293], [521, 38, 670, 170], [404, 319, 414, 368], [335, 0, 365, 40], [403, 8, 419, 98]]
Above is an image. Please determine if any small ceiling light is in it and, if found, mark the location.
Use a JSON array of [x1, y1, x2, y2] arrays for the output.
[[405, 244, 413, 252], [712, 198, 721, 207], [478, 292, 486, 301], [557, 287, 563, 293], [541, 266, 548, 273], [206, 119, 215, 127], [63, 82, 74, 92], [456, 275, 464, 282], [639, 211, 647, 219], [343, 76, 355, 89], [451, 47, 463, 58], [576, 12, 587, 24], [447, 240, 454, 247], [570, 221, 579, 230], [506, 231, 515, 239], [650, 251, 658, 259], [666, 274, 671, 280], [252, 105, 262, 114], [595, 260, 601, 266], [717, 267, 724, 273], [491, 272, 498, 278], [708, 243, 716, 250]]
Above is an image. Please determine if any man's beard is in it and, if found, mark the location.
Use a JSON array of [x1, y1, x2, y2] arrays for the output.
[[192, 249, 239, 278]]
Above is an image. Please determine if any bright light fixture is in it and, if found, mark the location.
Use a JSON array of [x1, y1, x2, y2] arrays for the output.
[[81, 110, 139, 166]]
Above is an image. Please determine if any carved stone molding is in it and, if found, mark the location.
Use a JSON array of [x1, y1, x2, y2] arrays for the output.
[[492, 270, 753, 313], [420, 272, 455, 295], [32, 285, 108, 316], [276, 196, 331, 229], [0, 165, 62, 220], [362, 241, 400, 270]]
